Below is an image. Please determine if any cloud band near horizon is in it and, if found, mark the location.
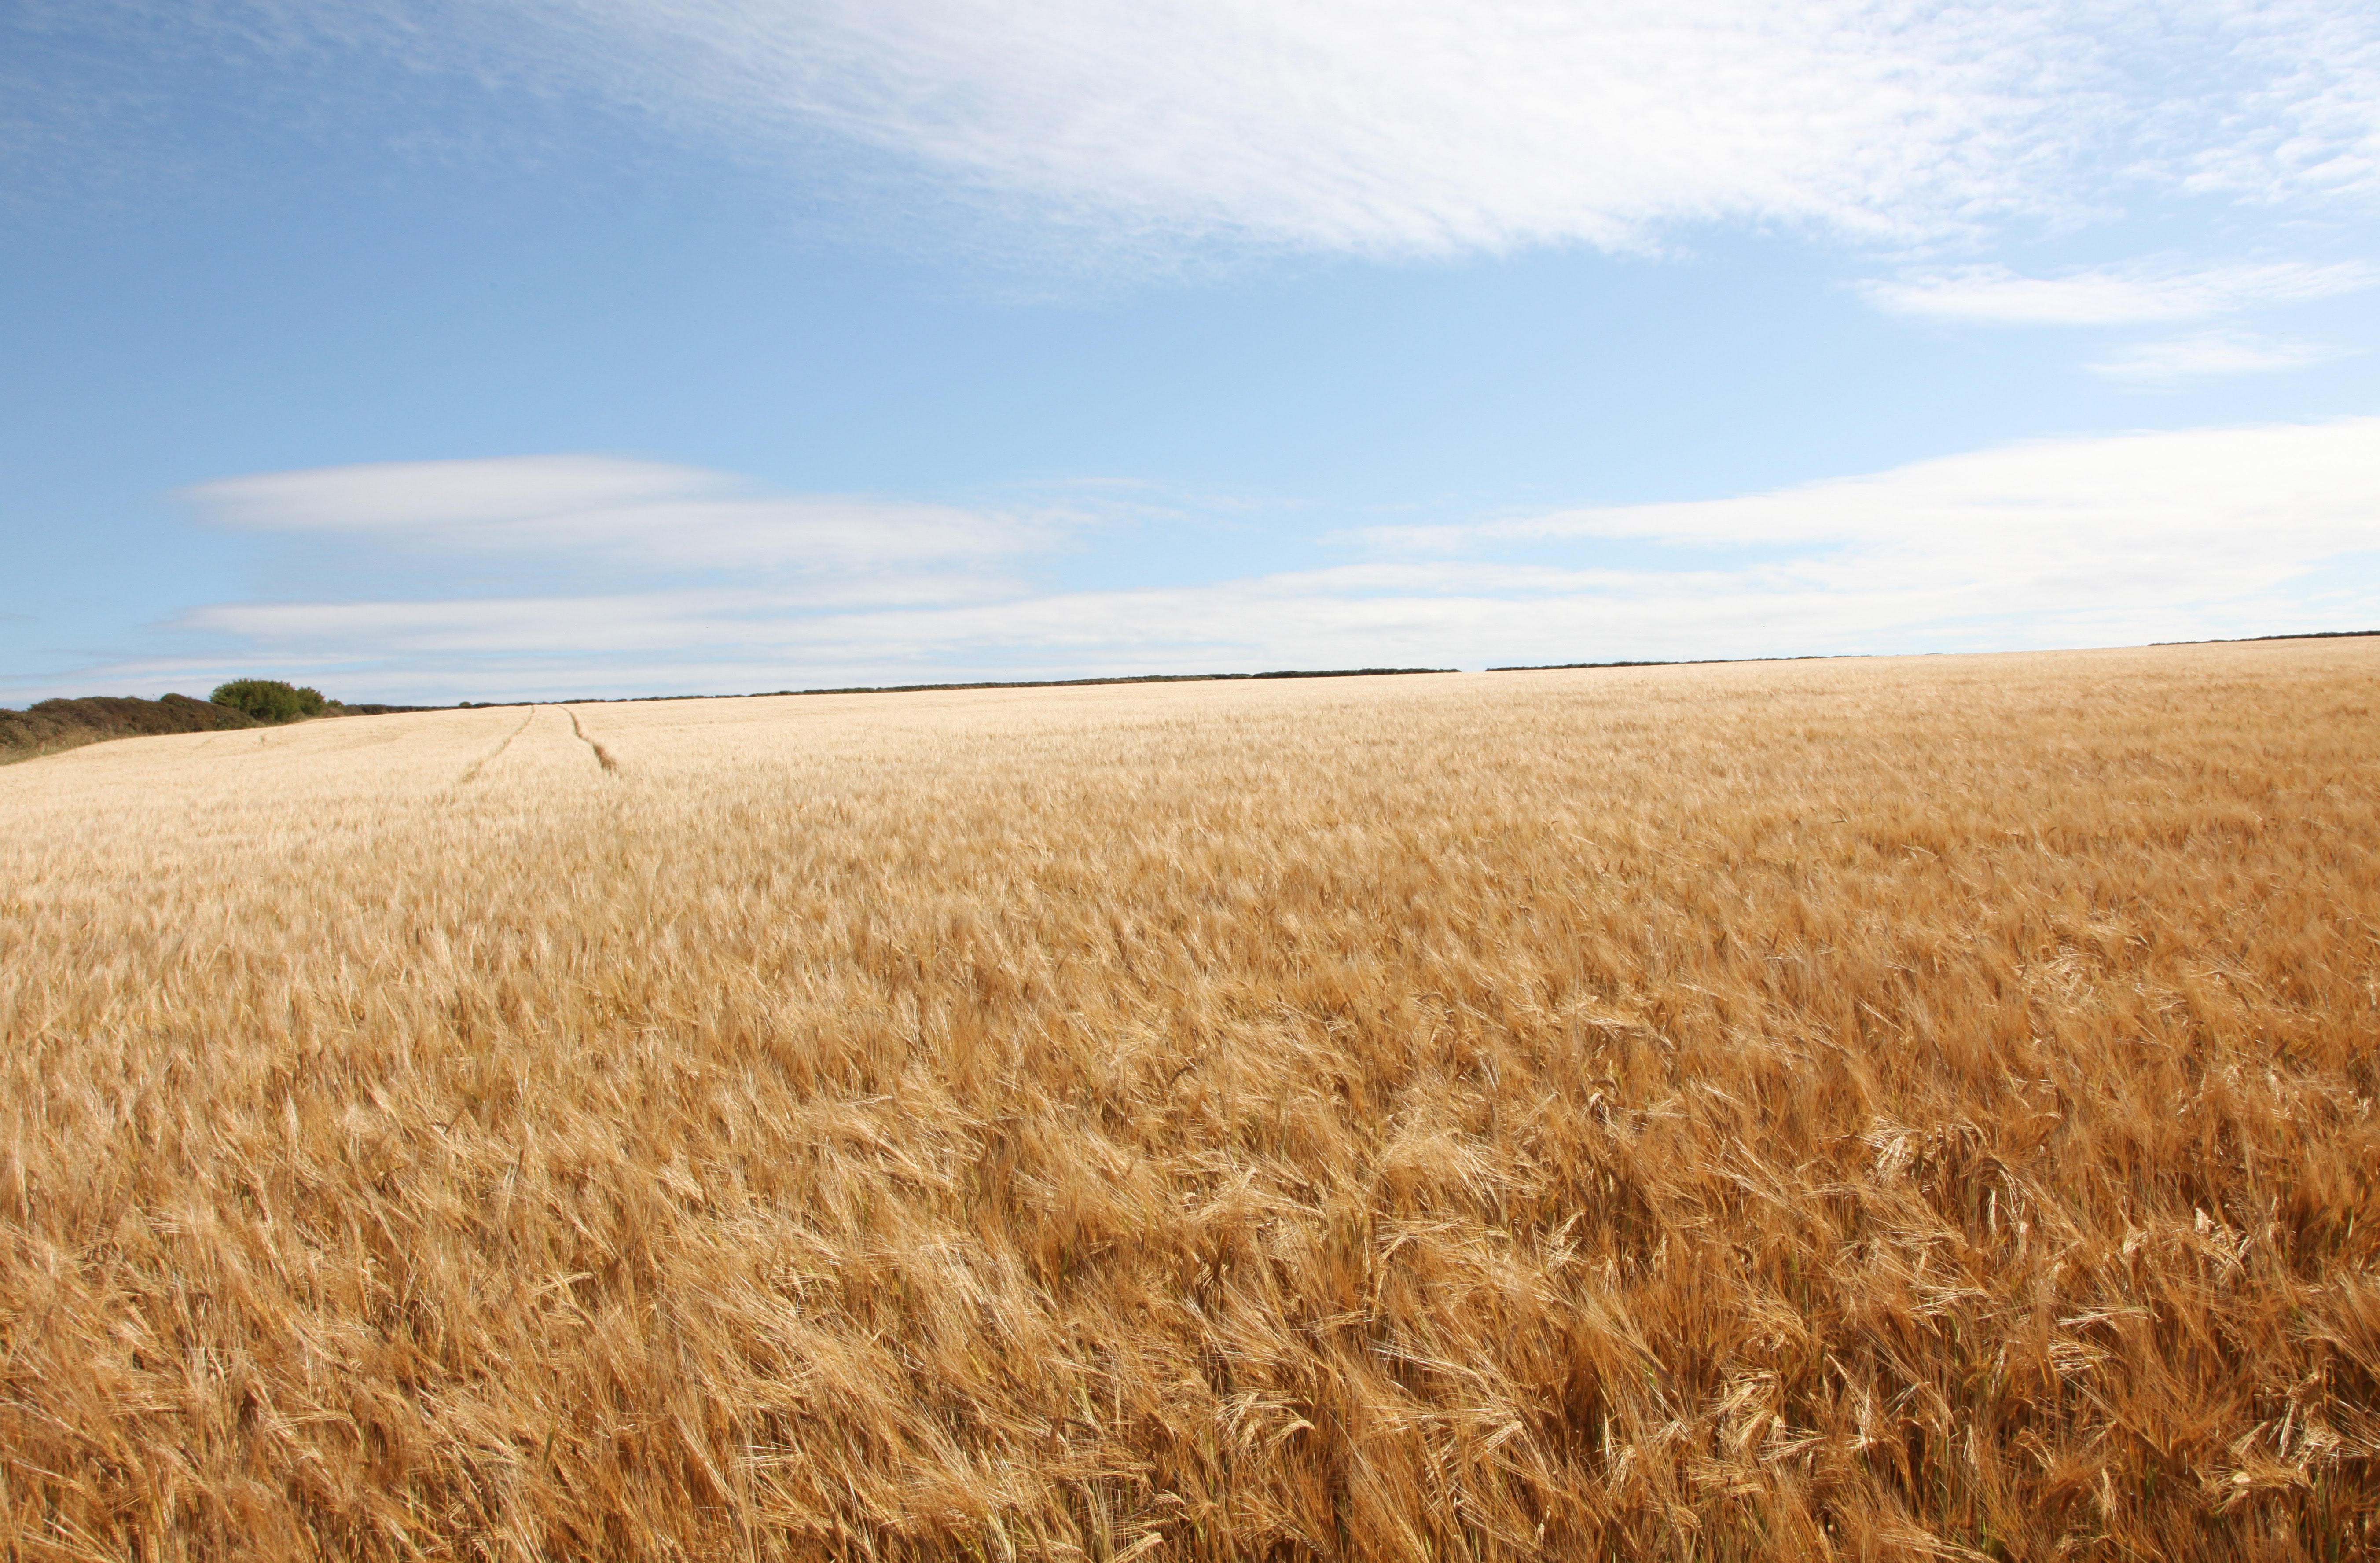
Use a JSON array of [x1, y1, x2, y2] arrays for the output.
[[19, 415, 2369, 705]]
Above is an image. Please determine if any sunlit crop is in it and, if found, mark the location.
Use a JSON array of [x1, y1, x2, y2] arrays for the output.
[[3, 642, 2375, 1559]]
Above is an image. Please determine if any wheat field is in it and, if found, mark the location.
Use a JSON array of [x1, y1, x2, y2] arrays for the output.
[[2, 642, 2376, 1560]]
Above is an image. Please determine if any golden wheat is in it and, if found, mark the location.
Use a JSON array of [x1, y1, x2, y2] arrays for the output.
[[2, 642, 2376, 1560]]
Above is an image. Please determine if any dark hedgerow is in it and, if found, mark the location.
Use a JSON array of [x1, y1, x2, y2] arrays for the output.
[[0, 694, 259, 764], [209, 679, 329, 724]]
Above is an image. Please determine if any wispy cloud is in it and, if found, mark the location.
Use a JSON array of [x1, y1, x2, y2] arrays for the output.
[[180, 455, 1055, 581], [2086, 330, 2352, 382], [69, 416, 2375, 703], [59, 0, 2379, 261], [526, 0, 2099, 253], [1346, 418, 2380, 553], [530, 0, 2380, 255], [1864, 259, 2380, 326], [2177, 0, 2380, 205]]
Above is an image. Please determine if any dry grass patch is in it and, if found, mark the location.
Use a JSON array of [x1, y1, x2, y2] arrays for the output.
[[2, 644, 2376, 1559]]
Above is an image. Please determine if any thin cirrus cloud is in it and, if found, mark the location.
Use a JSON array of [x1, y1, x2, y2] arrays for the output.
[[2085, 331, 2351, 382], [179, 455, 1056, 580], [386, 0, 2380, 257], [159, 417, 2380, 701], [1862, 259, 2380, 327], [1348, 417, 2380, 555]]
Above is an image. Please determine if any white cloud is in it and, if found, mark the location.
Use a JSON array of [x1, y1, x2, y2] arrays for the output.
[[426, 0, 2380, 258], [180, 455, 1051, 574], [2178, 0, 2380, 204], [2086, 330, 2351, 382], [1351, 418, 2380, 553], [1864, 259, 2380, 326], [37, 1, 2380, 309], [135, 417, 2380, 701]]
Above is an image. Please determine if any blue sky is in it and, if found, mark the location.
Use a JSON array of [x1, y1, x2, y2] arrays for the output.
[[5, 0, 2378, 703]]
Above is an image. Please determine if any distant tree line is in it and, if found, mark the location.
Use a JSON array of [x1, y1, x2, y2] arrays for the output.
[[1, 679, 346, 765]]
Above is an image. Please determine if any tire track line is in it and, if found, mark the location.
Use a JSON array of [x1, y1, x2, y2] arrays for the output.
[[567, 708, 619, 774], [453, 705, 539, 788]]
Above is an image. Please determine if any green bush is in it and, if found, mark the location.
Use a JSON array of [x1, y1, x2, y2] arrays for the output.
[[209, 679, 328, 724]]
